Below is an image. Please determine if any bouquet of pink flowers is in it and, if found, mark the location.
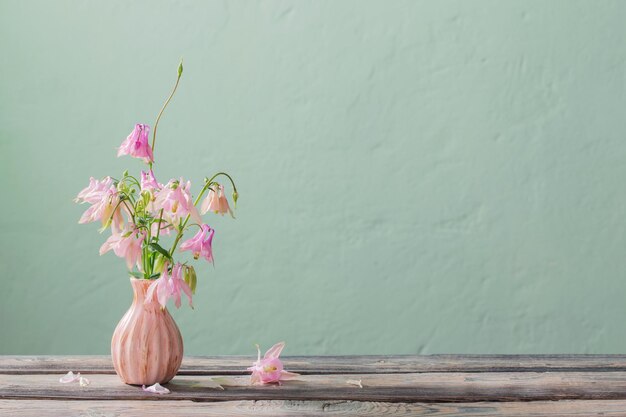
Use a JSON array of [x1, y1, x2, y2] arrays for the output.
[[74, 62, 238, 309]]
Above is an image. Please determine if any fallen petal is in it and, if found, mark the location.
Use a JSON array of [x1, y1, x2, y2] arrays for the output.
[[280, 370, 300, 380], [346, 379, 363, 388], [211, 377, 239, 386], [204, 378, 225, 390], [263, 341, 285, 359], [59, 371, 81, 383], [79, 376, 90, 387], [142, 383, 170, 394]]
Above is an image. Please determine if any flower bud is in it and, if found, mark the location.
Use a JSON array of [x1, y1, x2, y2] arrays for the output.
[[232, 190, 239, 207], [153, 254, 167, 274], [178, 60, 183, 77], [183, 265, 197, 294], [141, 190, 151, 206]]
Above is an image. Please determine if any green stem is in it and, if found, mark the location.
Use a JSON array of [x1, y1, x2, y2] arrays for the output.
[[103, 198, 126, 229], [205, 172, 238, 197], [121, 200, 136, 223], [122, 175, 141, 189], [155, 209, 164, 241], [169, 219, 187, 257], [168, 173, 237, 256], [151, 64, 183, 154]]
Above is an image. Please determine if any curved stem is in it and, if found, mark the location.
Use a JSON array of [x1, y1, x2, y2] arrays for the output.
[[206, 172, 238, 195], [151, 64, 183, 154], [192, 171, 238, 208], [193, 181, 217, 206], [103, 198, 126, 229], [168, 172, 237, 256], [122, 175, 141, 190], [121, 200, 135, 223]]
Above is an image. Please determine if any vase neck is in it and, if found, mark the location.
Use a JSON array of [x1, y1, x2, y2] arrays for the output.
[[130, 278, 155, 305]]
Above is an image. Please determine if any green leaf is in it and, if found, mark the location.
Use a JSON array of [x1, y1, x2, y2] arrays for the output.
[[148, 242, 172, 260], [129, 271, 143, 279]]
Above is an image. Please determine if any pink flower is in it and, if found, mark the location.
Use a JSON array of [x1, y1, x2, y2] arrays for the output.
[[140, 169, 161, 192], [76, 177, 123, 229], [200, 184, 233, 217], [179, 224, 214, 263], [169, 263, 194, 309], [247, 342, 299, 385], [146, 262, 193, 309], [99, 227, 144, 270], [117, 124, 153, 163], [75, 177, 112, 204], [154, 178, 201, 226]]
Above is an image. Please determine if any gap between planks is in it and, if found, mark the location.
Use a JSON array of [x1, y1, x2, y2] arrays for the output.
[[3, 355, 626, 375]]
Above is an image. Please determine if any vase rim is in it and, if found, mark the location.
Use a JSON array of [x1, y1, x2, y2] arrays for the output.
[[129, 276, 154, 282]]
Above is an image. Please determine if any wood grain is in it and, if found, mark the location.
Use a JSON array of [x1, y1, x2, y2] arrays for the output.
[[3, 399, 626, 416], [3, 355, 626, 375], [4, 371, 626, 402]]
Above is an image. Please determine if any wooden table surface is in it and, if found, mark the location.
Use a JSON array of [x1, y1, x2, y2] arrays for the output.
[[3, 355, 626, 416]]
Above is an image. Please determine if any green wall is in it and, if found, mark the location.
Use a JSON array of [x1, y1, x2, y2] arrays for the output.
[[2, 0, 626, 355]]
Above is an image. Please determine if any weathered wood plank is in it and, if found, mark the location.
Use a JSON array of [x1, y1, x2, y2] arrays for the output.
[[3, 355, 626, 375], [4, 372, 626, 402], [3, 399, 626, 416]]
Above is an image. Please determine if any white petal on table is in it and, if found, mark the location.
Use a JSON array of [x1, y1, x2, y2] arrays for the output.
[[142, 383, 170, 394], [59, 371, 81, 384]]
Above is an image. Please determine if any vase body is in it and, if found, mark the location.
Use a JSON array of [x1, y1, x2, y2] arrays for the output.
[[111, 277, 183, 385]]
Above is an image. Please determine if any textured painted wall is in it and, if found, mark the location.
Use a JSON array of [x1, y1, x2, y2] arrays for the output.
[[2, 0, 626, 355]]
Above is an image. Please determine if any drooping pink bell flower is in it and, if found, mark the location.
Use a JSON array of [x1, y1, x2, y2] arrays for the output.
[[76, 177, 123, 230], [75, 177, 113, 204], [140, 169, 161, 192], [146, 263, 171, 308], [117, 124, 153, 163], [169, 263, 194, 309], [179, 224, 215, 263], [99, 227, 144, 270], [247, 342, 299, 385], [154, 178, 201, 226], [146, 262, 193, 309], [200, 184, 233, 217]]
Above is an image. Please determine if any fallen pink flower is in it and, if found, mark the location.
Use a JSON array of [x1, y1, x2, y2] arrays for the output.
[[142, 382, 170, 394], [59, 371, 81, 383], [247, 342, 299, 385], [118, 124, 153, 163], [179, 224, 214, 263]]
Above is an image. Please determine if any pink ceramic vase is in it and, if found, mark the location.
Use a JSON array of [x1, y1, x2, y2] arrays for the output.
[[111, 277, 183, 385]]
